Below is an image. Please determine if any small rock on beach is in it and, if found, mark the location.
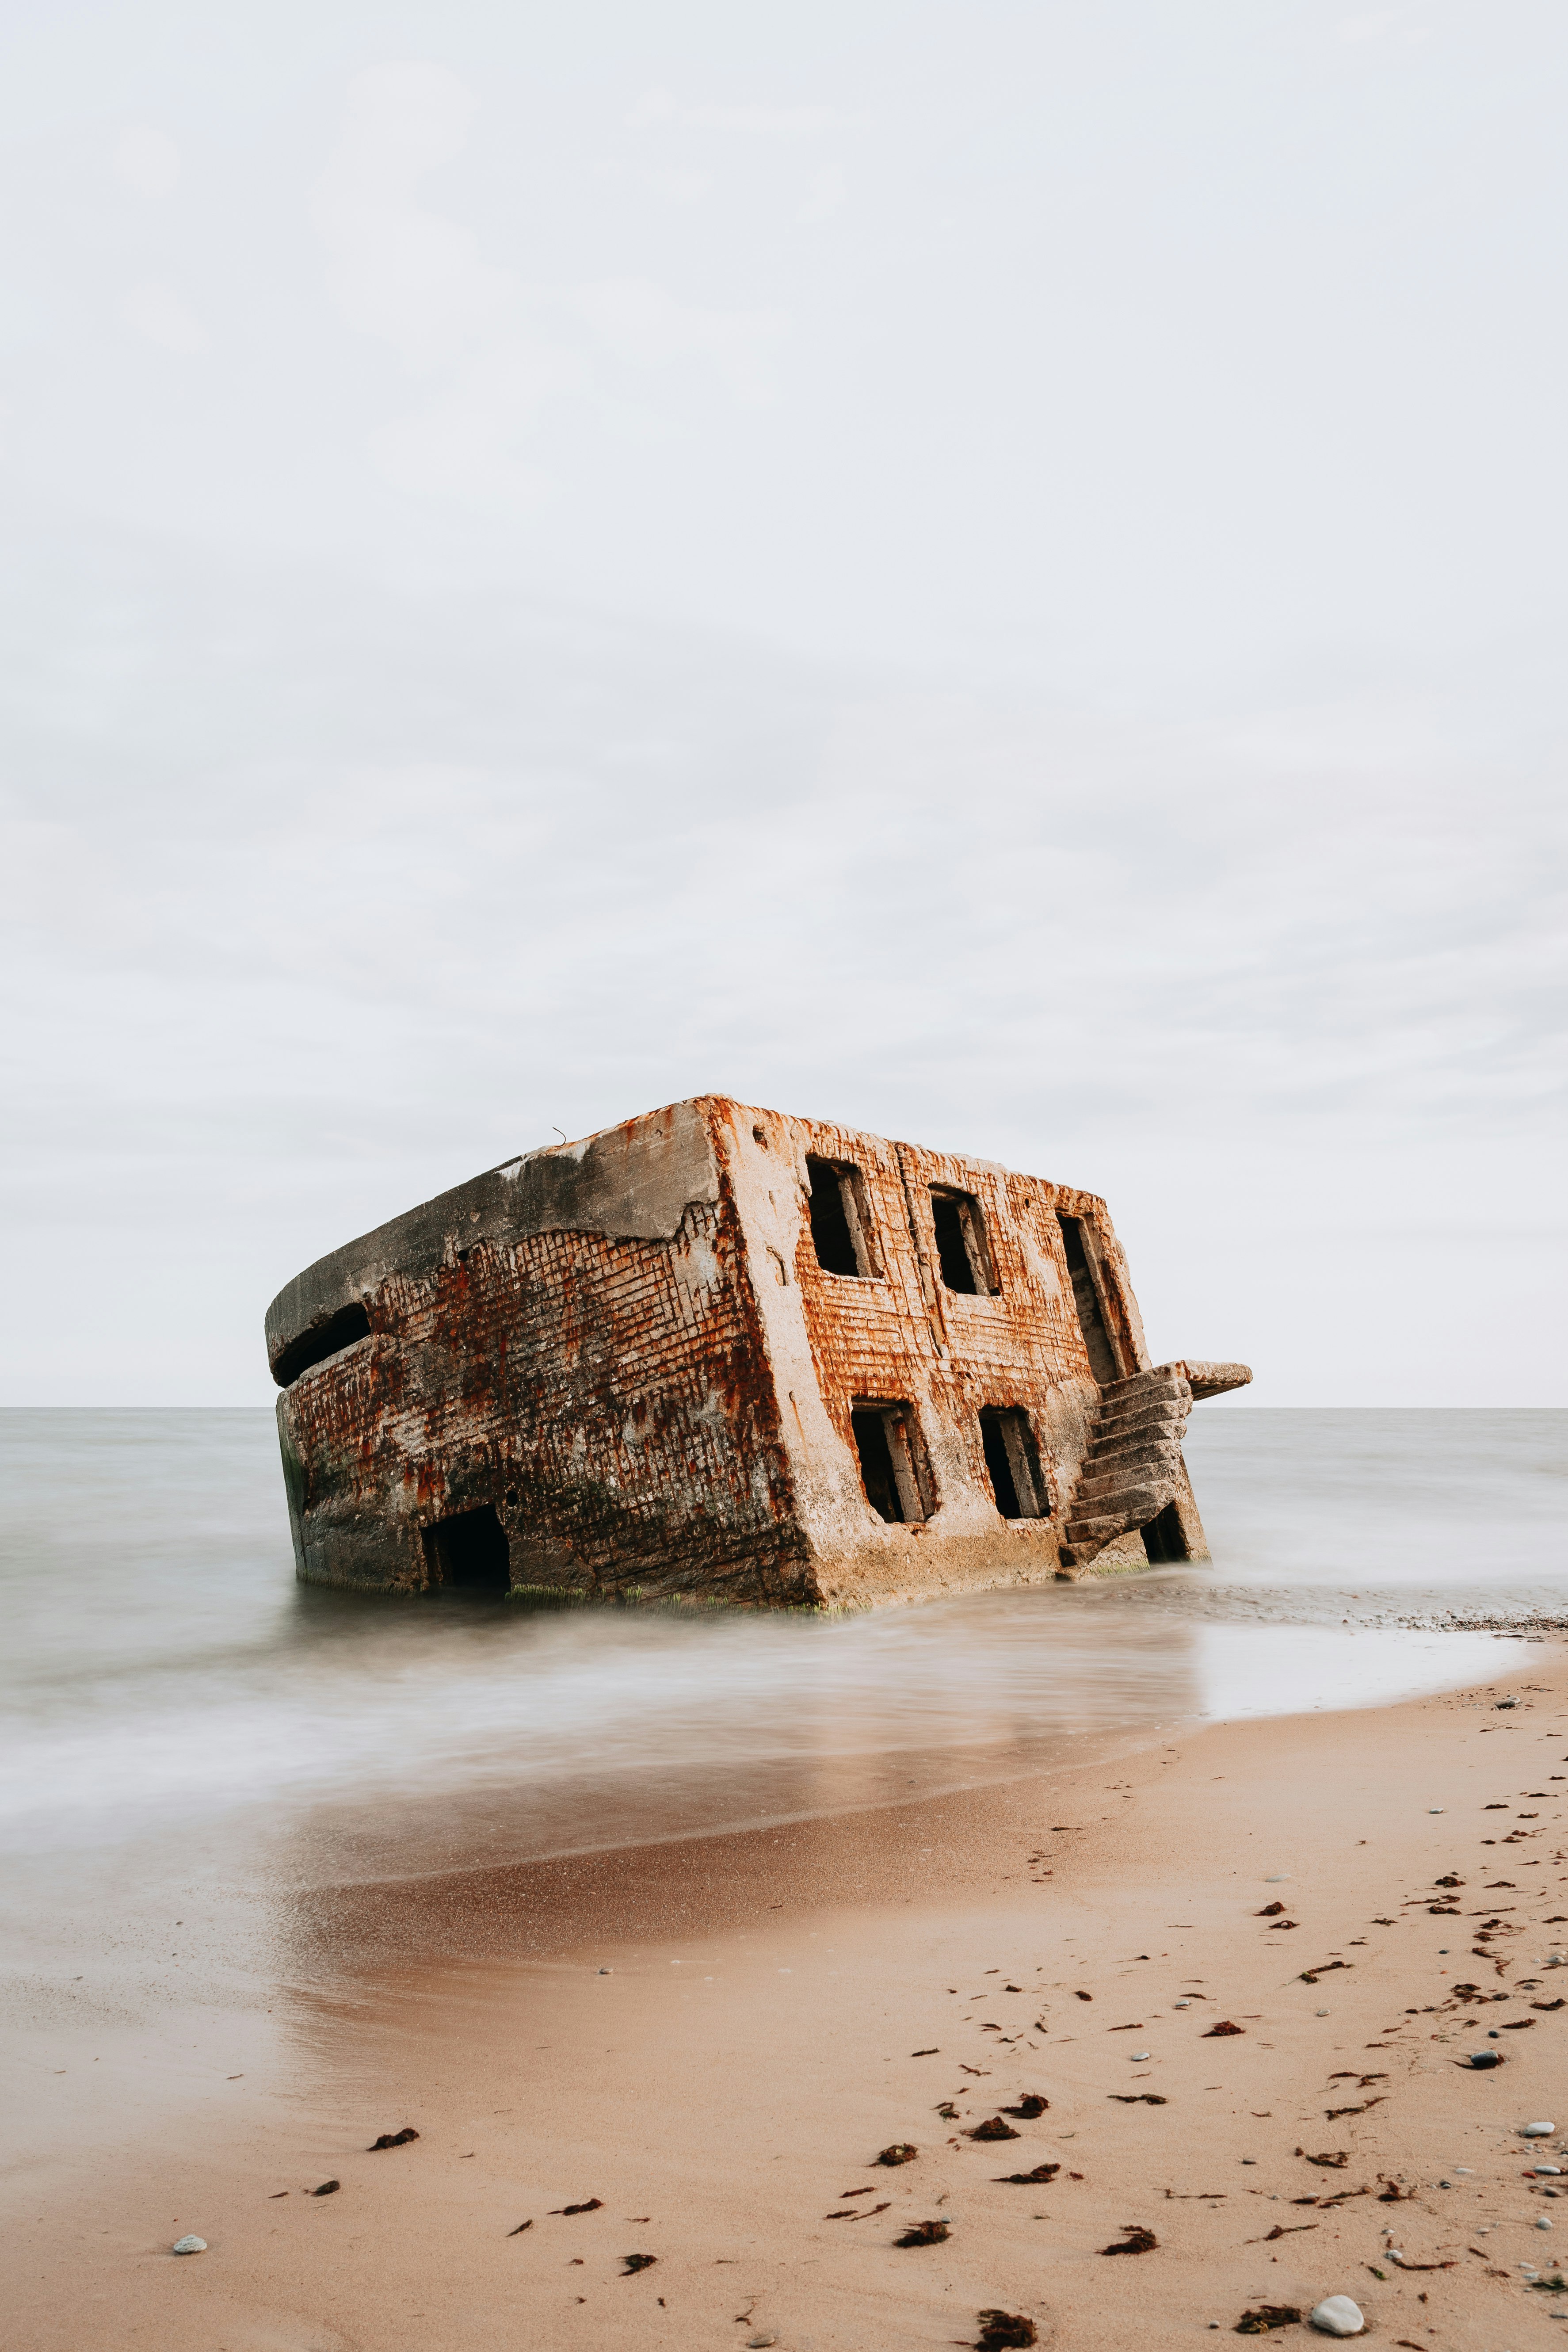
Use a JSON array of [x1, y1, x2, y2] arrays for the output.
[[171, 2235, 206, 2255], [1309, 2295, 1364, 2336]]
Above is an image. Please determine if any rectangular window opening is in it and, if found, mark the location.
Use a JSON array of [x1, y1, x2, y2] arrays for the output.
[[851, 1401, 927, 1524], [930, 1187, 997, 1296], [423, 1504, 512, 1592], [1056, 1212, 1120, 1384], [978, 1407, 1048, 1520], [806, 1155, 876, 1277]]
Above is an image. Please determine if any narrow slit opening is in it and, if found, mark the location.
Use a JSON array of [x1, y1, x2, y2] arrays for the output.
[[807, 1156, 865, 1276], [271, 1301, 371, 1387], [1057, 1213, 1118, 1384], [1141, 1501, 1189, 1563]]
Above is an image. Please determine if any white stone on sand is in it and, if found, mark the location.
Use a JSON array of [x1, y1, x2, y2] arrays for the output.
[[1309, 2295, 1364, 2335], [1524, 2121, 1557, 2136], [172, 2235, 206, 2255]]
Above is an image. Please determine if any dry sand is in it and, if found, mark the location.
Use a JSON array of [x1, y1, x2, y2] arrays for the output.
[[10, 1654, 1568, 2350]]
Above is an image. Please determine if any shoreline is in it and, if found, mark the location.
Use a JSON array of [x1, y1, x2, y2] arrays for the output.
[[9, 1652, 1568, 2349]]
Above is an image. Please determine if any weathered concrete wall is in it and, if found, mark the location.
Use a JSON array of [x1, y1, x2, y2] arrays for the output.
[[266, 1096, 1246, 1606], [721, 1105, 1136, 1603]]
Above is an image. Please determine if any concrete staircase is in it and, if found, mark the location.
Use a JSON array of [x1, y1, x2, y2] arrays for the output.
[[1059, 1365, 1192, 1568], [1059, 1358, 1252, 1569]]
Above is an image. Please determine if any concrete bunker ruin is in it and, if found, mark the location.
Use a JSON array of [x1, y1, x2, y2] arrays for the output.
[[264, 1097, 1250, 1607]]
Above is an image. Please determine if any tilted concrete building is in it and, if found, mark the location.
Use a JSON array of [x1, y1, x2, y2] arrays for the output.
[[265, 1097, 1248, 1607]]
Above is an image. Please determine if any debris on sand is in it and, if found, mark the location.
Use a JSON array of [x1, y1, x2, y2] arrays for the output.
[[1205, 2021, 1245, 2037], [966, 2118, 1021, 2141], [1297, 2150, 1349, 2169], [310, 2180, 340, 2196], [1300, 1965, 1350, 1984], [370, 2128, 419, 2149], [994, 2163, 1060, 2184], [1234, 2305, 1302, 2333], [1109, 2093, 1169, 2104], [1099, 2224, 1158, 2255], [896, 2220, 951, 2246], [507, 2220, 534, 2236], [1258, 1902, 1288, 1917], [1000, 2095, 1049, 2117], [621, 2253, 657, 2274], [877, 2143, 918, 2165], [549, 2199, 604, 2215], [976, 2311, 1038, 2348]]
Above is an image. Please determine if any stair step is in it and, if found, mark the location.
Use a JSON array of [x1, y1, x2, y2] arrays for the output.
[[1082, 1420, 1185, 1460], [1092, 1400, 1189, 1437], [1080, 1468, 1178, 1508], [1066, 1490, 1169, 1540], [1097, 1369, 1190, 1402]]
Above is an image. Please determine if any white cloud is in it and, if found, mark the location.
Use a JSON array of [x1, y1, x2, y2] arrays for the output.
[[625, 87, 858, 137], [1338, 7, 1432, 46], [117, 281, 207, 355], [313, 61, 792, 497], [683, 102, 855, 136], [573, 278, 786, 403], [797, 165, 844, 225], [112, 124, 181, 198], [312, 61, 515, 371], [645, 168, 713, 206]]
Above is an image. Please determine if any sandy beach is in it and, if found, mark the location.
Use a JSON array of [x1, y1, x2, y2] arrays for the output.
[[9, 1649, 1568, 2351]]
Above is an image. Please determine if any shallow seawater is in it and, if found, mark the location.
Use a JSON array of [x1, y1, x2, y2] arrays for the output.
[[0, 1406, 1563, 2110]]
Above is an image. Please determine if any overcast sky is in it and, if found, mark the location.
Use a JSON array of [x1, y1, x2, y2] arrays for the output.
[[2, 0, 1564, 1406]]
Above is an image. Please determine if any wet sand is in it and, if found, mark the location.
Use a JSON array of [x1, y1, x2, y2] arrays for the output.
[[9, 1654, 1568, 2351]]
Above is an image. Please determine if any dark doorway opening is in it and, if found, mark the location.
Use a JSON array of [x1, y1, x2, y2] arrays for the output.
[[271, 1300, 371, 1387], [424, 1505, 512, 1592], [929, 1188, 997, 1295], [1056, 1214, 1119, 1385], [850, 1402, 927, 1523], [978, 1407, 1048, 1520], [806, 1156, 872, 1276], [1141, 1502, 1189, 1563]]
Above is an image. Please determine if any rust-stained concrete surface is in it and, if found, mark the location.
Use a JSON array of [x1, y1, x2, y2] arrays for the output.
[[264, 1097, 1249, 1607]]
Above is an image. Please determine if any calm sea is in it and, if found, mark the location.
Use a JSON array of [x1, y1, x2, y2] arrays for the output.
[[0, 1406, 1563, 2164]]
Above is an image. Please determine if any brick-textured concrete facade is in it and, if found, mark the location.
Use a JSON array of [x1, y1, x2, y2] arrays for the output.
[[264, 1097, 1248, 1607]]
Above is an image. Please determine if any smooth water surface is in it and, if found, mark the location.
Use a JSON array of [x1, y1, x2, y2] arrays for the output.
[[0, 1408, 1563, 2166], [2, 1408, 1562, 1875]]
